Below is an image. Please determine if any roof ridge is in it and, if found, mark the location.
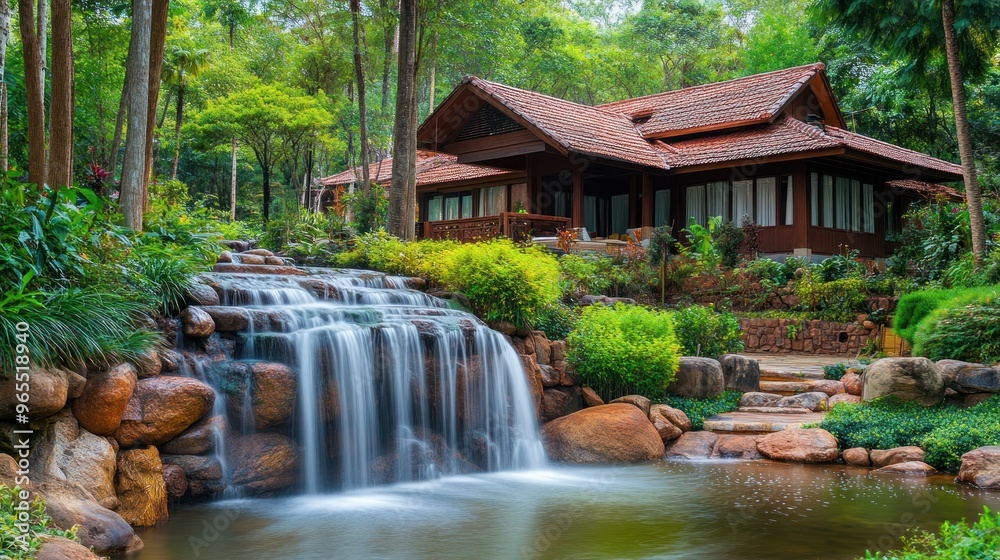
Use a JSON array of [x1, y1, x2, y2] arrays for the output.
[[762, 71, 820, 120], [824, 125, 961, 169]]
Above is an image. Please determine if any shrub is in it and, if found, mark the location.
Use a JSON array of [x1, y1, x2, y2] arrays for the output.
[[863, 507, 999, 559], [823, 363, 847, 380], [672, 304, 744, 358], [558, 254, 610, 297], [912, 301, 1000, 364], [532, 303, 577, 341], [1, 484, 79, 559], [647, 226, 676, 267], [567, 304, 681, 399], [893, 286, 988, 344], [794, 271, 867, 321], [662, 390, 742, 430], [431, 238, 561, 328], [820, 396, 1000, 472], [715, 220, 745, 269]]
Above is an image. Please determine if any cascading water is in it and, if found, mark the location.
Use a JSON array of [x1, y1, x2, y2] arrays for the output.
[[195, 268, 545, 494]]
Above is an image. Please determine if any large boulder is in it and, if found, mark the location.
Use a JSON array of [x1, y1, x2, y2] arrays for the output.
[[713, 435, 762, 460], [186, 283, 221, 307], [32, 411, 118, 508], [873, 461, 936, 475], [72, 363, 137, 436], [936, 360, 1000, 394], [756, 428, 839, 463], [665, 431, 719, 460], [956, 446, 1000, 490], [811, 380, 846, 397], [541, 387, 582, 422], [160, 415, 225, 455], [35, 479, 143, 555], [132, 350, 163, 379], [201, 306, 251, 332], [610, 395, 651, 417], [648, 405, 683, 443], [228, 433, 300, 496], [180, 306, 215, 337], [114, 446, 168, 527], [776, 392, 828, 412], [870, 446, 925, 468], [862, 358, 944, 406], [0, 367, 69, 420], [843, 447, 871, 466], [36, 536, 101, 560], [162, 463, 188, 501], [113, 376, 215, 447], [650, 403, 692, 432], [160, 455, 224, 500], [220, 362, 296, 430], [666, 357, 725, 399], [719, 354, 760, 392], [541, 404, 664, 463]]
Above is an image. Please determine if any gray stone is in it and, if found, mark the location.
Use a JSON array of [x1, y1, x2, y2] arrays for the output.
[[936, 360, 1000, 394], [186, 283, 221, 306], [666, 357, 725, 399], [956, 446, 1000, 490], [740, 392, 783, 408], [719, 354, 760, 392], [776, 391, 829, 412], [862, 357, 944, 406]]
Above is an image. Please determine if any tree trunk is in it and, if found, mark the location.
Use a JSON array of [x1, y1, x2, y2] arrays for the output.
[[388, 0, 416, 240], [380, 0, 394, 118], [47, 0, 72, 189], [262, 158, 271, 222], [171, 83, 184, 179], [109, 77, 128, 178], [36, 0, 45, 157], [18, 0, 45, 188], [0, 0, 11, 174], [230, 137, 237, 220], [427, 32, 436, 115], [120, 0, 152, 231], [142, 0, 168, 210], [351, 0, 370, 191], [941, 0, 986, 265]]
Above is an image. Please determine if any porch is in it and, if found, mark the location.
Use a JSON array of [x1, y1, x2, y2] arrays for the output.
[[422, 212, 571, 242]]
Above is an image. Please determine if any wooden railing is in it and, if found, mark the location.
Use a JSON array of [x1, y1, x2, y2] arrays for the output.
[[422, 212, 571, 242]]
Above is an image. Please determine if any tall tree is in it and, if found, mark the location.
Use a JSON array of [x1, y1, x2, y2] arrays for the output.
[[0, 0, 11, 174], [165, 45, 209, 179], [142, 0, 169, 207], [17, 0, 45, 187], [47, 0, 73, 189], [388, 0, 416, 240], [120, 0, 152, 231], [350, 0, 370, 195]]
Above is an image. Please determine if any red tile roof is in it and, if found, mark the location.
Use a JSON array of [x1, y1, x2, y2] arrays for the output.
[[598, 63, 826, 137], [319, 150, 513, 188], [886, 179, 964, 200], [823, 126, 963, 176]]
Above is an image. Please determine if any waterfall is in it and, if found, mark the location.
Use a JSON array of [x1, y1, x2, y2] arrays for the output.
[[197, 268, 546, 494]]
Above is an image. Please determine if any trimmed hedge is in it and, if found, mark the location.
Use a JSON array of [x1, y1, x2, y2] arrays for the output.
[[912, 301, 1000, 363], [893, 286, 991, 344]]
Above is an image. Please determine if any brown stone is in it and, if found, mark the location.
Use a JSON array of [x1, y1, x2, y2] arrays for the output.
[[756, 428, 839, 463], [162, 463, 188, 501], [249, 362, 296, 429], [843, 447, 871, 466], [541, 386, 582, 422], [185, 282, 221, 306], [841, 372, 863, 396], [539, 364, 561, 387], [649, 403, 691, 432], [532, 331, 551, 366], [35, 479, 143, 554], [0, 367, 69, 420], [132, 349, 163, 379], [828, 393, 862, 407], [201, 306, 251, 332], [36, 536, 101, 560], [114, 446, 168, 526], [666, 431, 719, 460], [113, 376, 215, 447], [581, 387, 604, 407], [32, 411, 118, 504], [870, 446, 926, 468], [550, 340, 566, 362], [212, 263, 304, 275], [180, 306, 215, 337], [956, 446, 1000, 490], [541, 404, 664, 463], [72, 363, 137, 436], [812, 380, 846, 396], [160, 455, 224, 499], [242, 248, 274, 257], [740, 392, 783, 408], [713, 435, 762, 459], [862, 357, 944, 406], [776, 392, 828, 412], [229, 433, 300, 496], [873, 461, 936, 475], [666, 357, 725, 399], [609, 394, 651, 417], [159, 415, 225, 455], [236, 253, 266, 264], [521, 356, 543, 417], [66, 371, 87, 399]]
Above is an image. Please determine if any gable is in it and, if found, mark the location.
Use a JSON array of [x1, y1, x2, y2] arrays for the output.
[[454, 104, 526, 142]]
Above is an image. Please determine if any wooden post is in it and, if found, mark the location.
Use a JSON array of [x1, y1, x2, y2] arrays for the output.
[[572, 169, 583, 228], [630, 174, 639, 228], [642, 172, 654, 227], [793, 164, 810, 250]]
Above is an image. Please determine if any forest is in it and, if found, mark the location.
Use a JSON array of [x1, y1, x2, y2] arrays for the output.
[[1, 0, 999, 233]]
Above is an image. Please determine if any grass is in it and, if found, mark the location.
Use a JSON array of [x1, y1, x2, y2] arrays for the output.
[[661, 390, 743, 430]]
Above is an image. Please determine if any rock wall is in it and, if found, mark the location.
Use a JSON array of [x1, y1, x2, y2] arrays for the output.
[[739, 318, 881, 355]]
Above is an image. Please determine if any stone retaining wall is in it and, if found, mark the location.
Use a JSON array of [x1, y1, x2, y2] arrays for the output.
[[739, 318, 881, 355]]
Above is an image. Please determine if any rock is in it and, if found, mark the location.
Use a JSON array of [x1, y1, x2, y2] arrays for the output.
[[72, 363, 137, 436], [32, 411, 118, 505], [956, 446, 1000, 490], [35, 479, 143, 554], [229, 433, 300, 496], [36, 536, 101, 560], [489, 320, 516, 335], [665, 431, 719, 460], [214, 263, 305, 275], [114, 446, 168, 527], [648, 407, 683, 443], [532, 331, 551, 366], [776, 391, 828, 412], [843, 447, 871, 466], [216, 251, 234, 263], [666, 357, 725, 399], [236, 253, 266, 265], [186, 283, 221, 307], [719, 354, 760, 392], [222, 240, 250, 252], [132, 350, 163, 379], [159, 349, 184, 373], [113, 376, 215, 447], [964, 393, 995, 407], [828, 393, 862, 407], [66, 372, 87, 399], [559, 367, 580, 387], [870, 446, 926, 468], [159, 415, 225, 455], [936, 360, 1000, 394], [873, 461, 936, 475], [550, 340, 566, 362], [713, 435, 762, 460], [541, 386, 582, 422], [539, 364, 561, 387], [841, 372, 863, 396], [242, 248, 274, 257], [201, 306, 251, 332], [541, 404, 664, 463], [249, 362, 296, 429], [812, 380, 846, 397], [581, 387, 604, 407], [756, 428, 839, 463], [740, 392, 783, 408], [162, 463, 188, 501], [0, 367, 69, 420], [862, 357, 944, 406], [180, 306, 215, 337], [521, 358, 543, 418], [0, 453, 21, 487], [160, 455, 224, 500], [610, 395, 651, 417], [649, 403, 692, 432]]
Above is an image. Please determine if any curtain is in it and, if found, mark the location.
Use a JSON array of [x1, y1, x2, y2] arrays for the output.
[[584, 195, 597, 234], [444, 196, 460, 220], [555, 191, 568, 218], [478, 185, 506, 216], [686, 185, 706, 226], [461, 194, 472, 219], [654, 189, 670, 227], [835, 177, 849, 229], [611, 194, 629, 235], [427, 196, 443, 222], [732, 180, 753, 224], [823, 175, 834, 227], [707, 181, 729, 221], [850, 179, 862, 232], [785, 175, 794, 225], [810, 173, 819, 226], [756, 177, 776, 226], [862, 183, 874, 233]]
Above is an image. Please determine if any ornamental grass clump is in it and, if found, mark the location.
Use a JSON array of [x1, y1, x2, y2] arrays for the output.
[[567, 304, 681, 399]]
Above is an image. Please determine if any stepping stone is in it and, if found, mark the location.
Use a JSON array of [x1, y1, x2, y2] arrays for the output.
[[737, 406, 812, 415], [703, 411, 826, 434], [759, 380, 825, 395], [759, 369, 824, 381]]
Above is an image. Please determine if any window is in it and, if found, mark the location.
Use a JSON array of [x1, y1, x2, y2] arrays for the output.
[[444, 196, 460, 220], [823, 175, 834, 228], [732, 180, 753, 224], [654, 190, 671, 227], [756, 177, 776, 226], [862, 183, 874, 233], [835, 177, 850, 229], [584, 195, 598, 234], [479, 185, 507, 216], [427, 196, 443, 222], [685, 177, 781, 227], [686, 185, 706, 226], [461, 194, 473, 219], [554, 191, 569, 218], [811, 173, 819, 226], [611, 194, 630, 235], [707, 181, 728, 220], [784, 175, 794, 225], [811, 172, 876, 232]]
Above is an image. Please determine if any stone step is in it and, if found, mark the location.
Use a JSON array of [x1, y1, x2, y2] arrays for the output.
[[759, 369, 825, 381], [759, 379, 842, 395], [703, 411, 827, 434], [737, 406, 812, 415]]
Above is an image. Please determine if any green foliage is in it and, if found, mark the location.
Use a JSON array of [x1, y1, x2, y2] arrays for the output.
[[714, 220, 745, 269], [532, 303, 578, 341], [794, 270, 868, 321], [0, 484, 80, 559], [558, 254, 611, 297], [863, 507, 1000, 560], [680, 216, 722, 271], [662, 390, 743, 431], [913, 300, 1000, 364], [894, 286, 996, 344], [647, 226, 676, 267], [567, 304, 681, 399], [823, 362, 848, 380], [672, 304, 744, 358], [821, 396, 1000, 472], [346, 183, 389, 235]]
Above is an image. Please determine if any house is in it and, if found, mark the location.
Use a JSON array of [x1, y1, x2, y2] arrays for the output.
[[320, 63, 963, 259]]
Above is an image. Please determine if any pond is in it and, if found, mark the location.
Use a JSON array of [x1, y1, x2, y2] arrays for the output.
[[128, 460, 1000, 560]]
